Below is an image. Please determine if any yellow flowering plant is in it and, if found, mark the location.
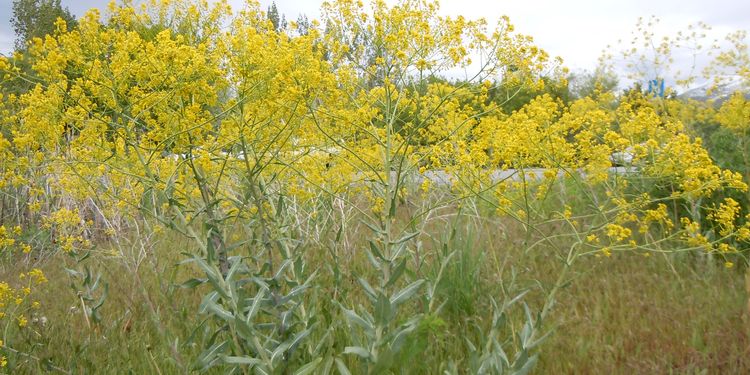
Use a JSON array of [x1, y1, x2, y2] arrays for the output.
[[0, 268, 47, 371], [1, 0, 749, 373]]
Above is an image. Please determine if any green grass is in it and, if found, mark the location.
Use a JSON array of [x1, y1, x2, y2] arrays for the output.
[[1, 198, 749, 374], [538, 253, 750, 373]]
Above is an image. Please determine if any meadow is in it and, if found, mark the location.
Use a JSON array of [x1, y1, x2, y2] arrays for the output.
[[0, 0, 749, 373]]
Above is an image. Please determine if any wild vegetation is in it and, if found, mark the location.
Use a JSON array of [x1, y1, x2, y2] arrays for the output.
[[0, 0, 749, 373]]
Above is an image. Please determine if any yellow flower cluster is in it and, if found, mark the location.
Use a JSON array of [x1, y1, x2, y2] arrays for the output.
[[0, 268, 47, 348], [640, 203, 673, 233], [42, 209, 89, 253], [0, 226, 16, 248], [680, 217, 711, 251], [605, 223, 632, 243], [0, 0, 746, 268], [716, 93, 750, 134], [708, 198, 741, 237], [0, 225, 34, 256]]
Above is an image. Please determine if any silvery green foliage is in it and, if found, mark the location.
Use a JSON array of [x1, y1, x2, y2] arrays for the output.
[[64, 250, 107, 325], [443, 294, 547, 375], [188, 254, 322, 373], [152, 146, 329, 374]]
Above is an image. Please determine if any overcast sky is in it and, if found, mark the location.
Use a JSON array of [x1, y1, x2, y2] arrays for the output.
[[0, 0, 747, 77]]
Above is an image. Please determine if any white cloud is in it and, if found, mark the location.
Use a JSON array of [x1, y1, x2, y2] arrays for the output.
[[0, 32, 13, 56]]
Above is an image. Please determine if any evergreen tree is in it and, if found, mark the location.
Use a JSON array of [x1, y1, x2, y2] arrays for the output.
[[267, 2, 287, 31], [296, 14, 311, 36]]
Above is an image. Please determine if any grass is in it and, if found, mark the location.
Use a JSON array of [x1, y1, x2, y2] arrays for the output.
[[1, 232, 205, 374], [538, 253, 750, 373], [2, 189, 749, 373]]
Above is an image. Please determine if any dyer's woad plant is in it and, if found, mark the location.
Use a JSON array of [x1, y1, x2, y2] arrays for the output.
[[0, 0, 748, 373]]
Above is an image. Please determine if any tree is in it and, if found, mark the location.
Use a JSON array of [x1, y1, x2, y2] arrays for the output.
[[487, 74, 572, 114], [266, 2, 286, 31], [568, 67, 619, 100], [295, 14, 311, 36], [11, 0, 76, 50]]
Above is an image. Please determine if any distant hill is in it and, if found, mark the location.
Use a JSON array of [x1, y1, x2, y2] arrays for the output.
[[677, 75, 750, 104]]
